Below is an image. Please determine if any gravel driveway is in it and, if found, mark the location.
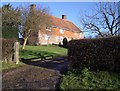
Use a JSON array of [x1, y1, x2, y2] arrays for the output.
[[2, 57, 68, 90]]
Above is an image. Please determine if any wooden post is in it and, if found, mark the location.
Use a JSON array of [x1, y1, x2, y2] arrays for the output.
[[14, 42, 19, 64]]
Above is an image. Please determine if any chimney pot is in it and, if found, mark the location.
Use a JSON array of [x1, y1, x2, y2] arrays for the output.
[[62, 15, 67, 19], [30, 4, 36, 11]]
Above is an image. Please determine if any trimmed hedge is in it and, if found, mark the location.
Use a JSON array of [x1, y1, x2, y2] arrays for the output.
[[1, 38, 17, 63], [68, 36, 120, 72], [2, 26, 18, 39]]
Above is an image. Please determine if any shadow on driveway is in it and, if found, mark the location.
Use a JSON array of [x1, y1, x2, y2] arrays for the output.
[[21, 56, 68, 73]]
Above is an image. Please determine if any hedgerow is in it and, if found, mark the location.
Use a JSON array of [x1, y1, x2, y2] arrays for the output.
[[68, 36, 120, 72], [2, 38, 17, 63]]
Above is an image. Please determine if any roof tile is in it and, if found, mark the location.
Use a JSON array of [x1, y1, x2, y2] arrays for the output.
[[50, 16, 81, 33]]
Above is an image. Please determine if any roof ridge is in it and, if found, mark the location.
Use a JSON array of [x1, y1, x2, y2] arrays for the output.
[[49, 15, 82, 33], [51, 15, 73, 23]]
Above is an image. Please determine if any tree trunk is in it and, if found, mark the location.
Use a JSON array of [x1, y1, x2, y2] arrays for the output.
[[22, 38, 28, 49]]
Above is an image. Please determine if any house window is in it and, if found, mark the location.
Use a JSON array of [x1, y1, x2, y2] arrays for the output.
[[80, 33, 84, 38], [56, 36, 59, 41], [45, 34, 50, 40], [46, 27, 51, 31], [74, 33, 77, 35], [60, 36, 63, 41], [60, 29, 64, 34], [60, 36, 64, 44]]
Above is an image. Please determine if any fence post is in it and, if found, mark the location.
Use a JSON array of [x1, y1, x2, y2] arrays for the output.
[[14, 42, 19, 64]]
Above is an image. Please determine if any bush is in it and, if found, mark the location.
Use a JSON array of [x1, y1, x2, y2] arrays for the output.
[[60, 68, 120, 90], [2, 26, 18, 39], [68, 36, 120, 72], [1, 38, 17, 63]]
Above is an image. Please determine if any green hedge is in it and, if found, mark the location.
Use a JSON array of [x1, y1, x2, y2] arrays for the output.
[[68, 36, 120, 72], [2, 38, 17, 63], [2, 26, 18, 39]]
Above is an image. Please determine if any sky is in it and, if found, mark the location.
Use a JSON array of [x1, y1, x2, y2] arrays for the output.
[[1, 2, 97, 25], [1, 1, 120, 37]]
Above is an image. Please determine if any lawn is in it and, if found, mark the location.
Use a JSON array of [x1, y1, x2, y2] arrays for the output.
[[20, 45, 67, 59], [1, 45, 67, 70]]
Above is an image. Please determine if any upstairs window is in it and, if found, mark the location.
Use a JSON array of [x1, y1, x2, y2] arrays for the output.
[[45, 34, 50, 40], [46, 27, 51, 31], [56, 36, 59, 41], [60, 29, 64, 34], [74, 33, 77, 35]]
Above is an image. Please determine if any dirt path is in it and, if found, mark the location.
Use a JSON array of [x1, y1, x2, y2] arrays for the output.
[[2, 57, 68, 90]]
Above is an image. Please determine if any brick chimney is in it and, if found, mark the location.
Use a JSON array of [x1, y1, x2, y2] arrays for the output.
[[62, 15, 67, 19], [30, 4, 36, 12]]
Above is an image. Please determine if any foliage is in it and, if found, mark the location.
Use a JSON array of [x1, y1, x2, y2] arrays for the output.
[[68, 36, 120, 72], [20, 4, 51, 49], [2, 3, 20, 39], [60, 68, 120, 90], [2, 26, 18, 39]]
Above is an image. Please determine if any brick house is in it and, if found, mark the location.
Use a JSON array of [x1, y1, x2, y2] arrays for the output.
[[28, 4, 84, 45]]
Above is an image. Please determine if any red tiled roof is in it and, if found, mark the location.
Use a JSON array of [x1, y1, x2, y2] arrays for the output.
[[49, 16, 82, 33]]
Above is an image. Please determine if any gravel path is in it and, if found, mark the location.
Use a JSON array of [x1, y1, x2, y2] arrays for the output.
[[2, 57, 68, 90]]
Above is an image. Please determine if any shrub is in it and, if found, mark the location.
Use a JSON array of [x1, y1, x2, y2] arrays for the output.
[[2, 26, 18, 39], [60, 68, 120, 90], [68, 36, 120, 72], [1, 38, 17, 63]]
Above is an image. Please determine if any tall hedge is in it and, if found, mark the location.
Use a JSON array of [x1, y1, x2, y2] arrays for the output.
[[2, 26, 18, 39], [68, 36, 120, 72], [1, 38, 17, 63]]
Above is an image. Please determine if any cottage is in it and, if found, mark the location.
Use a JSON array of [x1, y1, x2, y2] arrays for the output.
[[28, 4, 84, 45]]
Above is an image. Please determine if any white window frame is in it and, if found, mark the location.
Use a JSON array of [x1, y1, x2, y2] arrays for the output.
[[74, 32, 77, 35], [56, 36, 59, 41], [45, 34, 50, 40], [60, 29, 64, 34], [46, 27, 51, 31]]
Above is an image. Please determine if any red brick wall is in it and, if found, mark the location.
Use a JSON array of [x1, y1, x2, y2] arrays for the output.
[[28, 27, 84, 45], [38, 27, 84, 45]]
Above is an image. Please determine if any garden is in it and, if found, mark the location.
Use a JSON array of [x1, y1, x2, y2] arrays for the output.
[[60, 36, 120, 90], [1, 36, 120, 90], [2, 44, 67, 70], [2, 36, 120, 90], [1, 3, 120, 90]]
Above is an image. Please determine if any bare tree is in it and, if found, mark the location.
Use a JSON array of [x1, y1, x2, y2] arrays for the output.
[[19, 4, 51, 49], [81, 2, 120, 38]]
